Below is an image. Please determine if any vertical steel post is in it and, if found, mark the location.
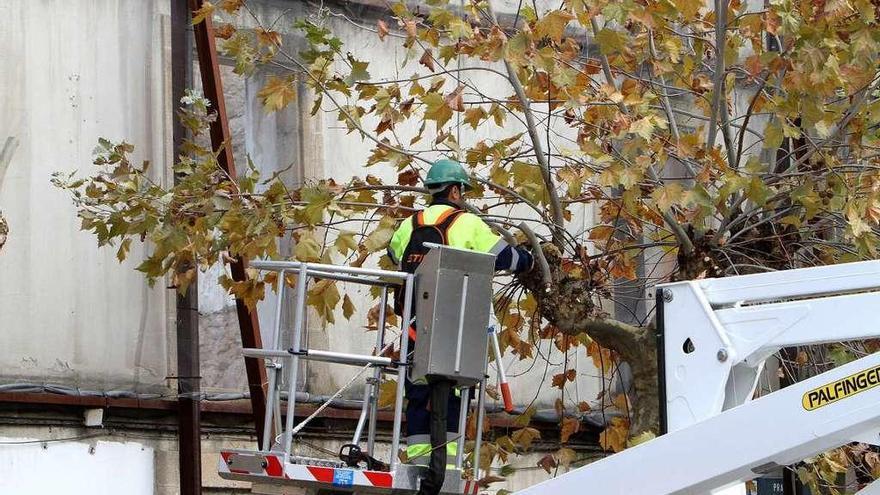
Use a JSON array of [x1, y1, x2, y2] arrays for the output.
[[188, 0, 268, 445], [172, 1, 201, 494], [390, 275, 414, 470], [455, 388, 470, 470], [367, 287, 388, 457], [472, 375, 488, 480], [282, 264, 308, 457], [261, 273, 286, 450]]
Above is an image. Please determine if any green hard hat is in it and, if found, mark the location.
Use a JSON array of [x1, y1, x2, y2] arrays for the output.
[[424, 158, 471, 191]]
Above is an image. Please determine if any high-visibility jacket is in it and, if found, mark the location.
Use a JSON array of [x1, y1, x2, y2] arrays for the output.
[[387, 202, 528, 271]]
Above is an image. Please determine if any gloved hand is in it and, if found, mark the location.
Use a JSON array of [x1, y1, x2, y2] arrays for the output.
[[516, 246, 535, 274]]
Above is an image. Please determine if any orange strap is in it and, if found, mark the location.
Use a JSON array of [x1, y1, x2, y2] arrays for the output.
[[408, 325, 417, 341], [414, 207, 460, 227]]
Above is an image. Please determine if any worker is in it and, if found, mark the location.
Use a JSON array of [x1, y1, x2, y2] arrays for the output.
[[387, 158, 534, 495]]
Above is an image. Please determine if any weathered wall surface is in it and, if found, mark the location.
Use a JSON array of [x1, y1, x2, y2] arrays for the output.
[[0, 0, 174, 393]]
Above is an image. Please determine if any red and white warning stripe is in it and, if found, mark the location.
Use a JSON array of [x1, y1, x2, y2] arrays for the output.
[[219, 451, 392, 488], [219, 450, 480, 494]]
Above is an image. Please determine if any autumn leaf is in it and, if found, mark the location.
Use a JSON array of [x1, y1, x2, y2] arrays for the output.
[[536, 10, 574, 43], [511, 427, 541, 451], [218, 0, 244, 14], [378, 379, 397, 408], [307, 279, 341, 323], [334, 231, 358, 256], [344, 55, 371, 85], [419, 49, 436, 72], [537, 453, 557, 473], [674, 0, 702, 21], [422, 92, 453, 128], [627, 431, 655, 447], [377, 19, 389, 41], [560, 416, 580, 443], [214, 23, 236, 40], [364, 215, 398, 252], [652, 183, 684, 212], [342, 294, 356, 320], [445, 85, 465, 112], [611, 393, 629, 413], [514, 404, 537, 427], [397, 169, 420, 186], [191, 1, 215, 25], [595, 28, 627, 55], [295, 234, 322, 262], [555, 447, 576, 467], [598, 417, 629, 452], [552, 372, 568, 389], [116, 238, 132, 262], [257, 76, 297, 113], [629, 116, 655, 139], [464, 107, 486, 129], [256, 28, 282, 48]]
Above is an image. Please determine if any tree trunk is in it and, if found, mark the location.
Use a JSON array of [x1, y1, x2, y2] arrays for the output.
[[518, 246, 660, 435]]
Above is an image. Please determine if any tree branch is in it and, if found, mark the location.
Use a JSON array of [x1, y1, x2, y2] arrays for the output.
[[589, 17, 695, 255], [517, 221, 552, 289], [705, 0, 729, 152], [486, 1, 565, 247]]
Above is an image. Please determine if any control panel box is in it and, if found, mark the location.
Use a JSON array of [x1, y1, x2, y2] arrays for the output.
[[410, 245, 494, 386]]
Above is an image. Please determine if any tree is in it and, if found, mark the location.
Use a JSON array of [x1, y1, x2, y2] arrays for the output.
[[55, 0, 880, 483]]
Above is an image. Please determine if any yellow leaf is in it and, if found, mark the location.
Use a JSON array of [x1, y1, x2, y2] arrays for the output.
[[462, 107, 485, 130], [555, 447, 577, 467], [342, 294, 356, 320], [588, 225, 616, 242], [599, 417, 629, 452], [307, 280, 341, 324], [364, 216, 397, 252], [511, 427, 541, 450], [629, 116, 655, 139], [422, 92, 453, 128], [191, 1, 215, 25], [652, 183, 684, 212], [378, 379, 397, 408], [627, 431, 655, 447], [295, 234, 322, 262], [673, 0, 702, 21], [513, 404, 537, 427], [334, 231, 358, 256], [257, 76, 297, 113], [218, 0, 244, 14], [595, 28, 627, 55], [560, 416, 580, 443], [534, 10, 574, 43]]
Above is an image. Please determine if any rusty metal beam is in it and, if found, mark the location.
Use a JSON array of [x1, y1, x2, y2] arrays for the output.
[[187, 0, 268, 446], [173, 1, 202, 494]]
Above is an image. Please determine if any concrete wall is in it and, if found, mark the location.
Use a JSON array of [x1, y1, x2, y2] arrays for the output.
[[0, 0, 174, 393]]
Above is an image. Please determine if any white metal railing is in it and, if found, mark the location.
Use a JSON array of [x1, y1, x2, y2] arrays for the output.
[[246, 260, 415, 470]]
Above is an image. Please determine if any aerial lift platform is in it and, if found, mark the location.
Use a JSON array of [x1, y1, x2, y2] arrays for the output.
[[218, 245, 503, 495], [220, 253, 880, 494]]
